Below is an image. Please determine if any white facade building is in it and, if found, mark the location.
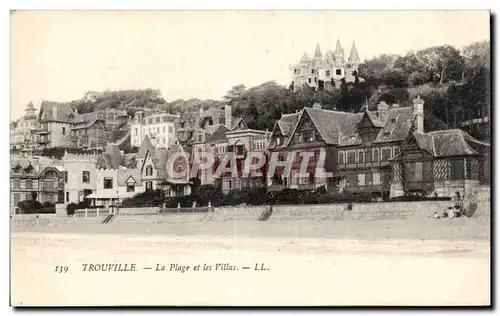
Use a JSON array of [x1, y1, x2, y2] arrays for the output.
[[130, 111, 180, 149]]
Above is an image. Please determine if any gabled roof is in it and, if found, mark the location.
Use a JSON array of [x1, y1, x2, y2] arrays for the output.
[[38, 101, 74, 123], [137, 134, 155, 159], [277, 112, 300, 136], [277, 106, 418, 148], [207, 124, 231, 143], [118, 169, 142, 186], [231, 117, 248, 130]]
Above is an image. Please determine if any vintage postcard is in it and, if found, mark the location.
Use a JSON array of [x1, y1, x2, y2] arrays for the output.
[[9, 10, 491, 306]]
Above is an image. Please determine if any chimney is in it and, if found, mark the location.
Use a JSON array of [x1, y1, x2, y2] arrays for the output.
[[74, 108, 78, 115], [412, 95, 425, 133], [199, 108, 203, 117], [52, 105, 58, 120], [225, 105, 232, 129]]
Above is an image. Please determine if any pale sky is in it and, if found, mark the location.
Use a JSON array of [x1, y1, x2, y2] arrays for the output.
[[10, 10, 490, 120]]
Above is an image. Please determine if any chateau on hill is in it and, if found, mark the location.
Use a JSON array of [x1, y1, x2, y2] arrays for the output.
[[290, 39, 362, 92]]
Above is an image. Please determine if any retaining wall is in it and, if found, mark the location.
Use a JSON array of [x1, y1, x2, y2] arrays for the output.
[[215, 199, 491, 222]]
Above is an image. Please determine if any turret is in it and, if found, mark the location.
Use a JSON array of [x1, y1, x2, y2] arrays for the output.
[[348, 41, 360, 65], [334, 38, 345, 64]]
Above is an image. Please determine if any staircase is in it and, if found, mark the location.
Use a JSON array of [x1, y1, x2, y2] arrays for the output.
[[102, 214, 114, 224]]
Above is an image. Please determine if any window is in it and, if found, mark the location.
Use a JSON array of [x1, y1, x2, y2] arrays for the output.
[[314, 77, 317, 83], [382, 148, 391, 161], [169, 126, 173, 134], [134, 128, 138, 136], [304, 131, 314, 142], [311, 69, 315, 74], [104, 177, 113, 189], [358, 151, 364, 163], [25, 180, 32, 189], [62, 127, 66, 135], [82, 171, 90, 183], [156, 117, 160, 123], [336, 69, 342, 75], [358, 174, 366, 186], [66, 192, 69, 202], [276, 138, 281, 146], [373, 149, 380, 162], [365, 150, 372, 163], [145, 181, 153, 191], [13, 179, 20, 189], [347, 151, 356, 164], [145, 165, 153, 176], [339, 151, 345, 164], [394, 147, 400, 156], [127, 183, 135, 192], [64, 171, 68, 183], [326, 70, 331, 77], [14, 193, 20, 205], [373, 172, 381, 185], [163, 127, 166, 133]]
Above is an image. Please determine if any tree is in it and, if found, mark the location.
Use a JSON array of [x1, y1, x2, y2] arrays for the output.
[[461, 40, 490, 82], [416, 45, 464, 84]]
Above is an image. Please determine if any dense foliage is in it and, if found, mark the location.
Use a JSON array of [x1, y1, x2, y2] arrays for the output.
[[17, 200, 55, 214], [60, 41, 489, 142]]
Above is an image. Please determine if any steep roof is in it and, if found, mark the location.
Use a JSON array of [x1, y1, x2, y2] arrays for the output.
[[427, 129, 489, 157], [305, 107, 362, 146], [137, 134, 155, 159], [348, 41, 360, 63], [118, 169, 142, 186], [334, 38, 343, 54], [314, 43, 322, 58], [277, 112, 300, 136], [206, 124, 231, 143], [38, 101, 74, 123], [372, 107, 414, 144], [279, 106, 418, 148]]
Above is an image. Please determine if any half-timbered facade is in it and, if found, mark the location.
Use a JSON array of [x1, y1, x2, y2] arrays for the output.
[[10, 158, 64, 211], [390, 129, 490, 198]]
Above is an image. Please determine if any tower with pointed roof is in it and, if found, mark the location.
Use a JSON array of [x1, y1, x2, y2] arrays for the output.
[[290, 40, 363, 92]]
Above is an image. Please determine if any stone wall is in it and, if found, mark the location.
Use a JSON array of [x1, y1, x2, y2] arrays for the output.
[[214, 198, 490, 221]]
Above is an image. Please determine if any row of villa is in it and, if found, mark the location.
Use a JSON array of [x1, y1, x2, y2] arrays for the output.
[[10, 101, 129, 151], [10, 96, 490, 213]]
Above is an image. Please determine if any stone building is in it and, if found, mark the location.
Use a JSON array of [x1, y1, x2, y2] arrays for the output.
[[37, 101, 75, 148], [290, 40, 362, 92], [130, 111, 180, 149]]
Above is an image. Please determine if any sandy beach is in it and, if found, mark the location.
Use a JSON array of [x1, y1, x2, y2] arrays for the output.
[[10, 216, 491, 306]]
